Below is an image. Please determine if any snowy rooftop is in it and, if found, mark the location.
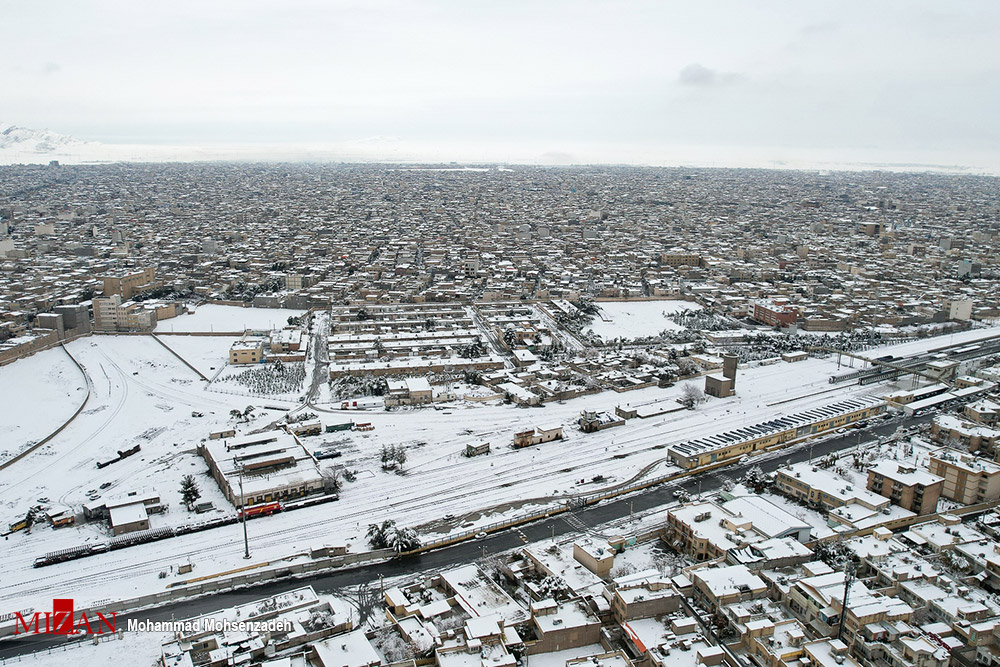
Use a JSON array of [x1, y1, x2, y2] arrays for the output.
[[930, 448, 1000, 474], [868, 459, 943, 487], [780, 461, 890, 509], [721, 495, 812, 540], [670, 395, 883, 459], [934, 414, 1000, 439], [692, 564, 766, 598], [312, 629, 381, 667], [441, 565, 528, 625]]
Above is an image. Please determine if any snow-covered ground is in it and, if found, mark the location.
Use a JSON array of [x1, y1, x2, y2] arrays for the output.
[[154, 335, 230, 377], [587, 300, 700, 339], [1, 322, 997, 619], [155, 305, 305, 333], [0, 348, 87, 465], [0, 337, 887, 613]]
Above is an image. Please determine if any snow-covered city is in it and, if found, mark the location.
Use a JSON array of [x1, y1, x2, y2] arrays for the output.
[[4, 2, 1000, 667]]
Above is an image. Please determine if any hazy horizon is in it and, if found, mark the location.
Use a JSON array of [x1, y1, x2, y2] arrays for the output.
[[3, 0, 999, 172]]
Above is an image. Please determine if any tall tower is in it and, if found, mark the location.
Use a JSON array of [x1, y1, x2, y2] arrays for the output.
[[722, 354, 738, 390]]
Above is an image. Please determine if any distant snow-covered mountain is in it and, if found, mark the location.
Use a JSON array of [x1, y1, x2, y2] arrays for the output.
[[0, 122, 91, 156]]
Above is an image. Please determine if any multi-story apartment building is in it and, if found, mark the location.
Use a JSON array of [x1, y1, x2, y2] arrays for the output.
[[866, 460, 943, 515], [928, 449, 1000, 504], [92, 294, 156, 332], [102, 267, 156, 300], [752, 299, 799, 328], [660, 251, 701, 267], [776, 461, 890, 512], [229, 339, 265, 365]]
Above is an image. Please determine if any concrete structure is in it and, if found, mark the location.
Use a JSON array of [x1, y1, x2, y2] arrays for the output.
[[669, 396, 884, 469], [704, 374, 734, 398], [928, 449, 1000, 504], [199, 430, 325, 506], [776, 461, 891, 511], [465, 442, 490, 457], [690, 564, 767, 607], [384, 377, 433, 406], [108, 502, 150, 535], [92, 294, 157, 332], [660, 251, 701, 267], [866, 460, 943, 515], [665, 497, 811, 562], [608, 570, 680, 621], [513, 425, 563, 448], [102, 267, 156, 300], [229, 338, 264, 365], [932, 414, 1000, 455], [752, 299, 799, 328], [572, 539, 615, 578]]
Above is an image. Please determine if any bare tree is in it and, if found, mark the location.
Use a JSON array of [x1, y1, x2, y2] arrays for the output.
[[679, 384, 705, 409], [345, 582, 379, 627]]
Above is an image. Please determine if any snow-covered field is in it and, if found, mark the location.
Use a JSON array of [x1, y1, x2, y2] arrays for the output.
[[0, 337, 887, 613], [155, 305, 304, 333], [1, 321, 997, 620], [0, 347, 88, 465], [587, 300, 701, 339], [154, 335, 229, 377]]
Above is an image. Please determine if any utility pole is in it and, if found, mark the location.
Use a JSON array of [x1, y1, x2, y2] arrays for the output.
[[837, 564, 856, 643], [236, 458, 250, 559], [869, 282, 880, 347]]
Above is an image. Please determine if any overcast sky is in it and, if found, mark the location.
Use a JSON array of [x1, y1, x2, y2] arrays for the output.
[[4, 0, 999, 167]]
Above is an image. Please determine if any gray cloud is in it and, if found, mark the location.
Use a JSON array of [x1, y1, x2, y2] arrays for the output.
[[800, 22, 837, 35], [678, 63, 743, 87]]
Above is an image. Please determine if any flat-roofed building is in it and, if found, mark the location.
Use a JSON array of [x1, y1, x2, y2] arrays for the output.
[[199, 430, 325, 506], [660, 251, 701, 267], [691, 563, 767, 607], [229, 338, 265, 365], [102, 267, 156, 300], [92, 294, 157, 332], [752, 299, 799, 328], [776, 461, 890, 511], [384, 377, 433, 406], [867, 460, 943, 514], [932, 414, 1000, 454], [108, 502, 150, 535], [928, 448, 1000, 504]]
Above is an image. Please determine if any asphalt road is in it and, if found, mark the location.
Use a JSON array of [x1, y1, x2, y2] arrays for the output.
[[0, 412, 927, 658]]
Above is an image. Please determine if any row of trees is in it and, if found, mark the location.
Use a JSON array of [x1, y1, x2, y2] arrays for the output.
[[223, 277, 284, 302], [217, 360, 306, 396], [330, 374, 386, 399]]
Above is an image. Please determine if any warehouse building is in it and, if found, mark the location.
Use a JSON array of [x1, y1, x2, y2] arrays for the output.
[[199, 430, 325, 506], [667, 396, 885, 469]]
